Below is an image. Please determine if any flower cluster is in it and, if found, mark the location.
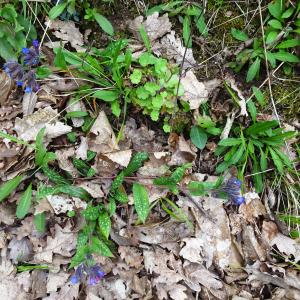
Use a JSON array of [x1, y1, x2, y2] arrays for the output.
[[70, 262, 105, 286], [213, 176, 245, 205], [3, 40, 40, 93], [222, 177, 245, 205]]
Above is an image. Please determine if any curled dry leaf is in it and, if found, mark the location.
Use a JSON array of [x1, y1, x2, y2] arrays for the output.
[[127, 12, 172, 42], [34, 223, 76, 263], [46, 75, 82, 92], [45, 18, 85, 52], [55, 147, 78, 177], [76, 136, 88, 160], [14, 107, 72, 141], [181, 70, 209, 110], [22, 92, 37, 116], [46, 271, 70, 293], [153, 30, 196, 69], [77, 181, 104, 198], [168, 134, 196, 166], [8, 237, 33, 263], [0, 71, 13, 105], [46, 195, 86, 214], [66, 99, 86, 128], [104, 150, 132, 167], [118, 246, 143, 269], [88, 110, 119, 153]]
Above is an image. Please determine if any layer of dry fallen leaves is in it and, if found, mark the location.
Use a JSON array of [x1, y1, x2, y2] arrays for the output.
[[0, 10, 300, 300]]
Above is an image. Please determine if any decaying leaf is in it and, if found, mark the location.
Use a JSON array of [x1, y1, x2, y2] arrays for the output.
[[181, 70, 209, 110], [153, 30, 196, 69], [128, 12, 172, 42], [88, 110, 119, 153], [22, 92, 37, 116], [45, 18, 85, 52], [0, 71, 13, 105], [14, 107, 72, 141], [104, 150, 132, 167], [34, 223, 76, 263]]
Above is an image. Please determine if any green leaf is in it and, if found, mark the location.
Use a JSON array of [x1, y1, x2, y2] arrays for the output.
[[228, 144, 245, 165], [268, 19, 283, 29], [190, 126, 208, 150], [69, 245, 89, 268], [268, 0, 284, 19], [90, 236, 114, 257], [246, 57, 261, 82], [49, 2, 67, 19], [247, 99, 257, 122], [266, 51, 277, 68], [195, 14, 208, 37], [93, 90, 120, 102], [252, 156, 263, 193], [216, 160, 230, 174], [54, 47, 67, 69], [231, 28, 249, 41], [132, 183, 149, 223], [276, 39, 300, 49], [16, 183, 32, 219], [111, 100, 121, 117], [139, 52, 156, 67], [281, 7, 294, 18], [98, 211, 111, 239], [35, 127, 47, 166], [183, 15, 192, 48], [260, 148, 268, 171], [130, 69, 142, 84], [273, 51, 300, 63], [266, 31, 278, 44], [124, 152, 149, 176], [274, 148, 292, 168], [187, 181, 205, 196], [65, 111, 88, 118], [0, 175, 23, 202], [245, 120, 279, 135], [139, 25, 151, 52], [56, 185, 90, 201], [252, 86, 265, 106], [269, 147, 284, 173], [218, 138, 242, 146], [92, 12, 114, 36], [82, 205, 99, 221], [34, 212, 46, 233], [36, 66, 52, 79], [170, 163, 192, 183]]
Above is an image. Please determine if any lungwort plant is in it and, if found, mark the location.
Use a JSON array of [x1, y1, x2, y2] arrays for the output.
[[215, 120, 296, 193]]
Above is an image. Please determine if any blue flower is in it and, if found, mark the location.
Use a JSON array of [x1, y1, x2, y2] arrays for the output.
[[22, 47, 30, 55], [214, 176, 245, 206], [69, 261, 105, 286], [32, 40, 39, 49], [25, 86, 32, 93], [17, 81, 23, 87]]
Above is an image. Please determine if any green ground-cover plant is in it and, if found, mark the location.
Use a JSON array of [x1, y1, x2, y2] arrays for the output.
[[229, 0, 300, 81], [53, 38, 189, 132], [215, 120, 296, 193], [0, 4, 37, 61]]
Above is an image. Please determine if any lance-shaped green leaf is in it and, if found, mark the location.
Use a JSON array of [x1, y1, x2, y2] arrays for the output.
[[133, 183, 149, 223], [34, 212, 46, 233], [98, 210, 111, 239], [16, 183, 32, 219], [90, 236, 113, 257], [0, 175, 23, 202], [35, 127, 47, 166]]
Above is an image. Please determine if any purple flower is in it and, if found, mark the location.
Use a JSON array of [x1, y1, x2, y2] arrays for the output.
[[23, 70, 39, 92], [22, 44, 39, 66], [70, 262, 105, 286], [32, 40, 39, 49], [3, 61, 24, 81], [214, 176, 245, 206], [87, 264, 105, 285]]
